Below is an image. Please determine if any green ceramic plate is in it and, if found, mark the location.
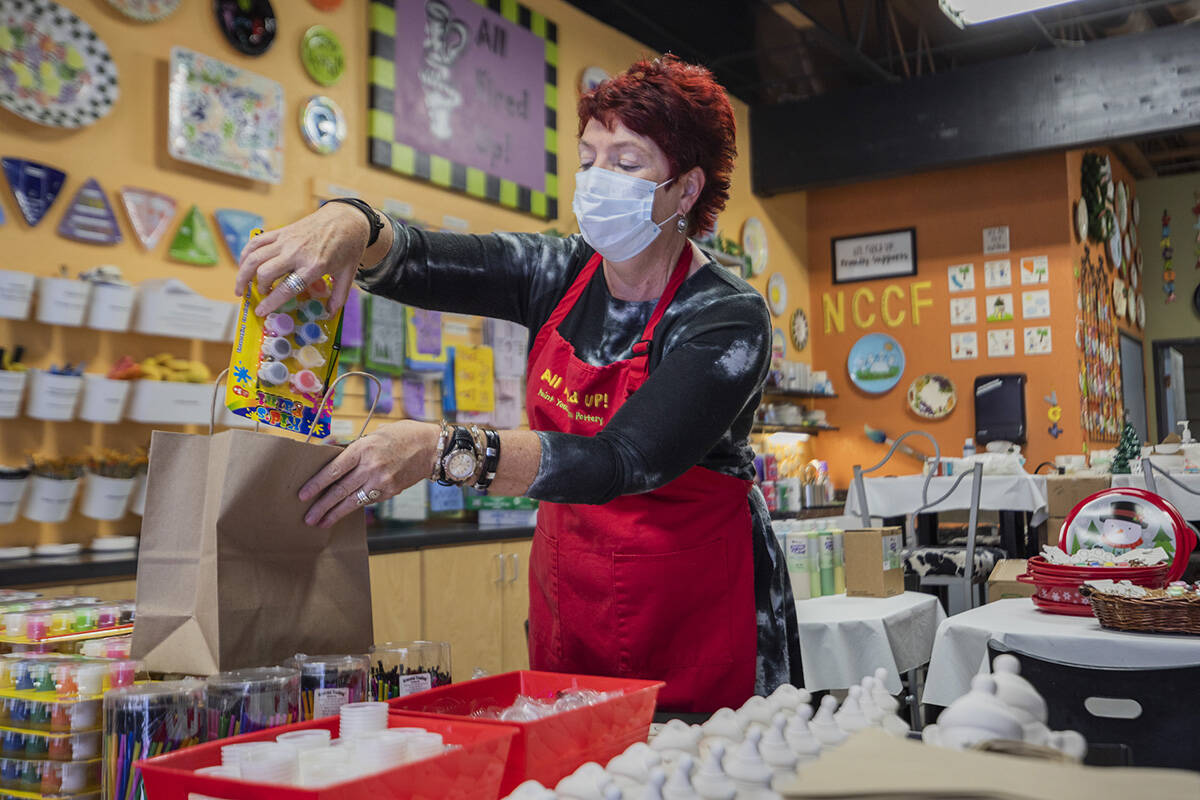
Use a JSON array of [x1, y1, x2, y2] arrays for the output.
[[301, 24, 344, 87]]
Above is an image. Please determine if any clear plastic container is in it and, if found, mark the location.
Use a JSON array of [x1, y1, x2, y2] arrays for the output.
[[0, 756, 99, 794], [0, 729, 100, 762], [369, 642, 452, 701], [283, 654, 369, 721], [204, 667, 300, 741]]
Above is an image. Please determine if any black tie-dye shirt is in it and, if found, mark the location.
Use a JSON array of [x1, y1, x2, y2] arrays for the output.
[[356, 218, 804, 694]]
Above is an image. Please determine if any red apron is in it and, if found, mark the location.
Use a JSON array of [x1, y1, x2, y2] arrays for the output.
[[525, 247, 757, 712]]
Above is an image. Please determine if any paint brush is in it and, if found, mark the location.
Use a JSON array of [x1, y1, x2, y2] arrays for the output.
[[863, 425, 930, 464]]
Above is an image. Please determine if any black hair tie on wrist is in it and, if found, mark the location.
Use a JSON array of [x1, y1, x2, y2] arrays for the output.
[[325, 197, 384, 247]]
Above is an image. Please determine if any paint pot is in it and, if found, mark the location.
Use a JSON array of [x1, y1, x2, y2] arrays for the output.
[[258, 362, 290, 387], [262, 337, 292, 361], [290, 370, 322, 395], [298, 299, 328, 323], [265, 313, 295, 336], [294, 322, 326, 347], [295, 345, 326, 369], [307, 277, 332, 299]]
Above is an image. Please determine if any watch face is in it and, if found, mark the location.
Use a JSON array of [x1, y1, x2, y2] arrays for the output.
[[445, 450, 477, 481]]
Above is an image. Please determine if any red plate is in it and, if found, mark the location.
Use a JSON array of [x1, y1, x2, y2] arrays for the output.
[[1031, 594, 1097, 616], [1058, 487, 1197, 583]]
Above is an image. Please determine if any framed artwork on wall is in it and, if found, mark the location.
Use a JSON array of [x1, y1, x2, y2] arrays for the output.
[[831, 228, 917, 284], [367, 0, 560, 219]]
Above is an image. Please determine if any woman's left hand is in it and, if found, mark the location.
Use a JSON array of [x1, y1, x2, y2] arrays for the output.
[[300, 420, 438, 528]]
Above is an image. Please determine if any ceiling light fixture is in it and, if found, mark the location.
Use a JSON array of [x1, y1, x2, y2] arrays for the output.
[[938, 0, 1083, 27]]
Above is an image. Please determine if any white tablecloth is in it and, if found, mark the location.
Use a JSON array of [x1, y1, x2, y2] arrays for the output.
[[793, 592, 946, 694], [1111, 473, 1200, 520], [843, 474, 1048, 526], [923, 598, 1200, 707]]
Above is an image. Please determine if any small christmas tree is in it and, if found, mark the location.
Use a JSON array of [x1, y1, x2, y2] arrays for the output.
[[1152, 528, 1175, 558], [1111, 414, 1141, 474]]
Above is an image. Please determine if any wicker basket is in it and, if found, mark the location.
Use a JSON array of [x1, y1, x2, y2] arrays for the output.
[[1081, 586, 1200, 635]]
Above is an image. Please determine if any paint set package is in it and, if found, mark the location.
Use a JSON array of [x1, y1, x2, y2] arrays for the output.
[[225, 271, 343, 438]]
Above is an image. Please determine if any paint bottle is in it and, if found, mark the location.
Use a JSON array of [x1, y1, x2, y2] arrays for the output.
[[963, 437, 976, 459], [806, 525, 822, 599], [784, 522, 812, 601], [831, 527, 846, 595], [818, 529, 835, 597]]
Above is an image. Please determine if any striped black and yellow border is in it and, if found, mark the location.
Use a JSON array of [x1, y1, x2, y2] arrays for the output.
[[368, 0, 559, 220]]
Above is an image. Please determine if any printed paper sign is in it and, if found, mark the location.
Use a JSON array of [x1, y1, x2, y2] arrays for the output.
[[984, 260, 1012, 288], [985, 293, 1014, 323], [454, 345, 496, 412], [948, 263, 975, 292], [1022, 289, 1051, 319], [1020, 255, 1049, 285], [950, 332, 978, 360], [987, 329, 1015, 358], [950, 297, 977, 326]]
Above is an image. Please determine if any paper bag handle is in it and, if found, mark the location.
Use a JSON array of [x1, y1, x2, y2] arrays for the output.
[[306, 370, 382, 444], [209, 368, 382, 442]]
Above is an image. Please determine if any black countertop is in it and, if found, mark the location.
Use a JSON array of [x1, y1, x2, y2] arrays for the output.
[[0, 523, 534, 588]]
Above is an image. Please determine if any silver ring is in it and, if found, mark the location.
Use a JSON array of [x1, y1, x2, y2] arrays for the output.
[[354, 488, 371, 506], [367, 488, 381, 501], [282, 272, 307, 294]]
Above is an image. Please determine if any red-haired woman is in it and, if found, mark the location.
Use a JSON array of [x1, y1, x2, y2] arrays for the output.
[[236, 55, 802, 712]]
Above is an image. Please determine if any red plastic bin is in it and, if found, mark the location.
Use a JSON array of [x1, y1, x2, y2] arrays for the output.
[[137, 713, 515, 800], [387, 671, 663, 796]]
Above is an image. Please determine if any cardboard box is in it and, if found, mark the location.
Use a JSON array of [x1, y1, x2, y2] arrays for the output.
[[1045, 475, 1111, 518], [987, 559, 1035, 602], [844, 527, 905, 598], [1042, 516, 1068, 549]]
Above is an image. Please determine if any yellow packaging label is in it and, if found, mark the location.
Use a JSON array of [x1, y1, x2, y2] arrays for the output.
[[226, 273, 342, 437]]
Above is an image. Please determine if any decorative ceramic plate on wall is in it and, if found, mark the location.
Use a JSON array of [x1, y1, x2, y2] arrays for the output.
[[0, 0, 120, 128], [579, 65, 608, 93], [766, 272, 787, 317], [214, 0, 276, 56], [1115, 180, 1128, 231], [1126, 285, 1136, 324], [742, 216, 768, 277], [1108, 228, 1122, 272], [847, 332, 905, 394], [1112, 277, 1127, 319], [1132, 196, 1140, 227], [300, 25, 344, 87], [167, 47, 284, 183], [790, 308, 808, 352], [106, 0, 181, 21], [907, 374, 956, 420], [1075, 198, 1087, 243], [300, 95, 345, 154], [1138, 293, 1145, 329]]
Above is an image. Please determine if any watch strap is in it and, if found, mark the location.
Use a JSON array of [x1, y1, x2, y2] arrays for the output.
[[473, 427, 501, 491]]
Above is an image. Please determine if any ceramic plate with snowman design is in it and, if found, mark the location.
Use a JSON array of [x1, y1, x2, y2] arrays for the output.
[[1059, 487, 1197, 583]]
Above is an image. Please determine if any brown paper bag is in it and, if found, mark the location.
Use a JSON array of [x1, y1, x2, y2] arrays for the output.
[[132, 424, 374, 675]]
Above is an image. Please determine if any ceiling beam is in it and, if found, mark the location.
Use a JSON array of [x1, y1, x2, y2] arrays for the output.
[[750, 23, 1200, 194], [1111, 141, 1156, 180], [780, 0, 899, 84]]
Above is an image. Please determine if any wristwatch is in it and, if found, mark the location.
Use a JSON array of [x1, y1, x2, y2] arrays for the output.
[[439, 426, 480, 485]]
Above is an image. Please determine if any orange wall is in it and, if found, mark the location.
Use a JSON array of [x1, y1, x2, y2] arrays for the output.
[[0, 0, 809, 546], [807, 153, 1086, 487]]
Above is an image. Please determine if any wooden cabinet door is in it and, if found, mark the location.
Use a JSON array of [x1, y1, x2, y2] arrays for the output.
[[369, 551, 423, 646], [500, 539, 533, 672], [420, 542, 503, 681], [77, 580, 137, 601]]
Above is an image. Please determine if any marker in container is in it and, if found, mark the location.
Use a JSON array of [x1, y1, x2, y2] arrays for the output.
[[265, 313, 295, 337], [258, 362, 290, 387], [262, 337, 292, 361], [294, 322, 327, 347], [295, 345, 326, 369], [298, 299, 328, 322], [291, 370, 322, 395]]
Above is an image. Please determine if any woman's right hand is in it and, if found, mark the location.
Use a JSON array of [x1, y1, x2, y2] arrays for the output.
[[234, 201, 372, 317]]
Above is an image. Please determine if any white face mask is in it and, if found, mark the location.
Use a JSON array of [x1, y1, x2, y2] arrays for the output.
[[572, 167, 679, 262]]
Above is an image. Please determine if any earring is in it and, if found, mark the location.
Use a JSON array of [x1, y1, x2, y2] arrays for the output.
[[676, 216, 688, 234]]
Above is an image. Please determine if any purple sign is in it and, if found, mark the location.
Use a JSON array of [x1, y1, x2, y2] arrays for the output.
[[388, 0, 547, 191]]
